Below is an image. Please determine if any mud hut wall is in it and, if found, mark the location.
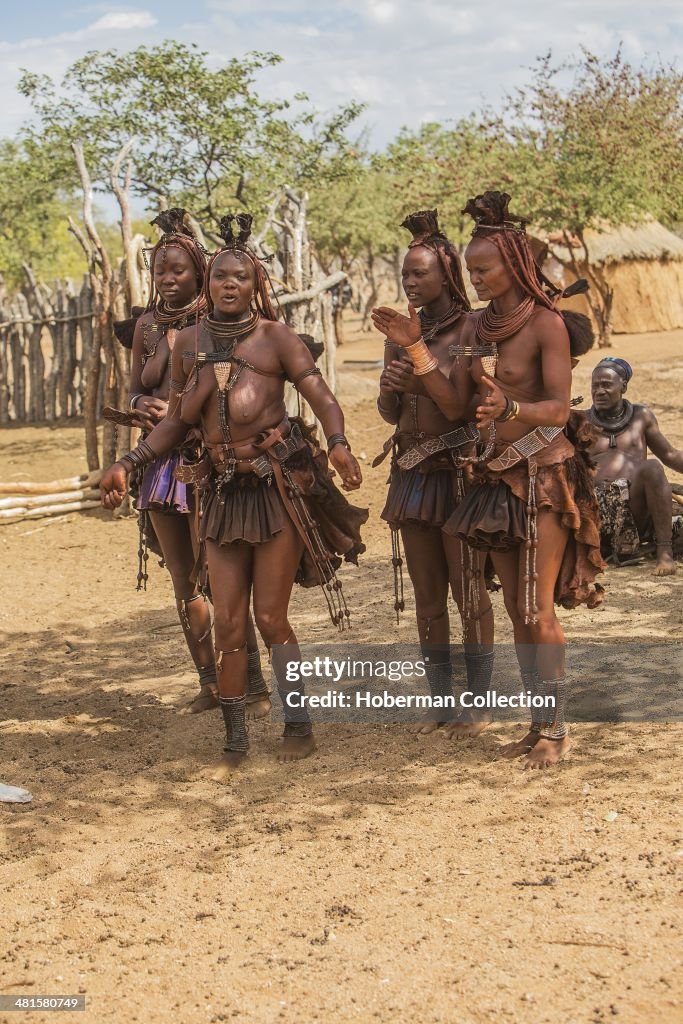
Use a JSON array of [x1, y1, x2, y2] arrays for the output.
[[545, 257, 683, 335]]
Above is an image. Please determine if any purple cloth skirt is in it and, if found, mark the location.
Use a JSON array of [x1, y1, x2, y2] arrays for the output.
[[137, 451, 192, 514]]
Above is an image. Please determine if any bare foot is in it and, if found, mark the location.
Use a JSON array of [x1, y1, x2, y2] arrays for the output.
[[522, 734, 572, 769], [654, 546, 677, 576], [277, 733, 316, 763], [409, 716, 449, 735], [180, 684, 219, 715], [210, 750, 248, 781], [245, 695, 272, 721], [499, 730, 539, 759], [442, 712, 492, 740]]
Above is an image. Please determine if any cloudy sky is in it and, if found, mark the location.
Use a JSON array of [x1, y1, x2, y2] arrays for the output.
[[1, 1, 681, 148]]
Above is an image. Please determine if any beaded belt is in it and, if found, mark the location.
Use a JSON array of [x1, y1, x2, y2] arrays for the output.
[[372, 423, 478, 470], [486, 425, 563, 473], [396, 423, 479, 470]]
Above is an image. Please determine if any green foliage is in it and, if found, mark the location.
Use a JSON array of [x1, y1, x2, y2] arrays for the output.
[[6, 42, 682, 300], [307, 121, 514, 269], [0, 139, 152, 288], [308, 153, 400, 270], [383, 120, 512, 246], [490, 49, 683, 234], [0, 139, 86, 287], [18, 42, 364, 227]]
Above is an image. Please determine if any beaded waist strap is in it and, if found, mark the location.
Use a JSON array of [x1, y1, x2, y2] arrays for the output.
[[372, 424, 477, 470], [397, 423, 479, 470], [486, 425, 564, 473]]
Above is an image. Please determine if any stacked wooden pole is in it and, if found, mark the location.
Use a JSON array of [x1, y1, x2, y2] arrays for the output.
[[0, 470, 102, 523]]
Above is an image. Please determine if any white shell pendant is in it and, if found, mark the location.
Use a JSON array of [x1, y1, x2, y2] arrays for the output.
[[213, 360, 232, 392], [480, 353, 498, 377]]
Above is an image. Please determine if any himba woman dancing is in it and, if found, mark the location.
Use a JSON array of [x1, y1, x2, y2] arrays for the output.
[[373, 191, 604, 768], [374, 210, 494, 738], [102, 213, 366, 778], [118, 209, 269, 716]]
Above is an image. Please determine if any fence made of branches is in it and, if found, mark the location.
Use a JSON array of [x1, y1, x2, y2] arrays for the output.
[[0, 270, 99, 426], [1, 140, 346, 494]]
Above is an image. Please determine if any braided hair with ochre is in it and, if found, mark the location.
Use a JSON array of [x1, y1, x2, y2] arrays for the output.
[[463, 191, 594, 357], [401, 209, 471, 313], [203, 213, 278, 321]]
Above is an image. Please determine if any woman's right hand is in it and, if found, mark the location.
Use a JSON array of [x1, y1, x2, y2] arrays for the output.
[[133, 396, 168, 429], [100, 462, 129, 510], [380, 360, 417, 395]]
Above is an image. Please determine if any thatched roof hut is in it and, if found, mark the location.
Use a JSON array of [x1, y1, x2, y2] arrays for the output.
[[543, 218, 683, 334]]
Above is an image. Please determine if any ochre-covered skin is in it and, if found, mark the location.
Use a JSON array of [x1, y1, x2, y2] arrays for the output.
[[375, 219, 494, 741], [590, 361, 683, 576], [372, 191, 605, 768], [102, 238, 365, 774]]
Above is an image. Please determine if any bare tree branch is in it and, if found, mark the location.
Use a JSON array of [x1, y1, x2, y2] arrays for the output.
[[274, 270, 346, 307], [111, 138, 144, 307], [67, 216, 92, 261], [71, 142, 106, 259], [184, 213, 211, 251], [253, 191, 283, 250]]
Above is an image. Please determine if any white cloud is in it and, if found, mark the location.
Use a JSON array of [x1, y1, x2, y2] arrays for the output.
[[422, 4, 476, 33], [620, 30, 645, 56], [64, 2, 145, 14], [202, 0, 682, 147], [89, 12, 157, 31], [0, 10, 158, 51], [0, 9, 161, 141], [368, 2, 396, 24], [0, 0, 681, 153]]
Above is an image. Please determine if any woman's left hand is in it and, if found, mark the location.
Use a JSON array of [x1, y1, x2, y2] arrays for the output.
[[371, 303, 422, 348], [475, 373, 508, 429], [329, 445, 362, 491]]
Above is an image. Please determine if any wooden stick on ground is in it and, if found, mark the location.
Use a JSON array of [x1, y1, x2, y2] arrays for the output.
[[0, 488, 100, 511], [0, 499, 101, 523], [0, 469, 102, 496]]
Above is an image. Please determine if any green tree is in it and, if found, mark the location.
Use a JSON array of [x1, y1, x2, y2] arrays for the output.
[[0, 139, 86, 286], [383, 120, 511, 247], [308, 154, 402, 328], [0, 138, 152, 289], [19, 43, 363, 229], [492, 49, 683, 344]]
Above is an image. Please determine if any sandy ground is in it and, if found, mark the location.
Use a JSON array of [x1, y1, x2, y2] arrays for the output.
[[1, 318, 682, 1024]]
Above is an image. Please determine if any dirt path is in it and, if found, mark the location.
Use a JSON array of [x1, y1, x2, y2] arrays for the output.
[[1, 323, 682, 1023]]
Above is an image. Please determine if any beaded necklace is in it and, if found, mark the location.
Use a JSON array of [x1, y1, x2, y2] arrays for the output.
[[154, 295, 205, 328], [459, 297, 535, 468], [418, 301, 462, 343], [142, 298, 205, 364], [404, 302, 463, 434], [471, 296, 537, 381], [204, 312, 261, 484]]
